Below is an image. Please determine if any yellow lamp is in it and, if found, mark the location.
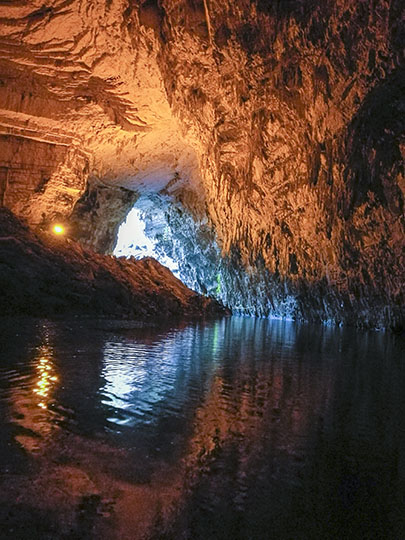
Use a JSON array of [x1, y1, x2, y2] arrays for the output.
[[53, 224, 64, 235]]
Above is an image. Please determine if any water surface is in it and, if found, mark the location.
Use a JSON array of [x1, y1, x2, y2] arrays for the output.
[[0, 316, 404, 539]]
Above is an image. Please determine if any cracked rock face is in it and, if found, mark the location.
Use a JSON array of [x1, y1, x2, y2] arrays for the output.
[[0, 0, 404, 329]]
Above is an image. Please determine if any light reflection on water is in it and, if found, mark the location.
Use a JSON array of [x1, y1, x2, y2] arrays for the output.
[[34, 345, 58, 409], [0, 316, 404, 539], [100, 323, 224, 429]]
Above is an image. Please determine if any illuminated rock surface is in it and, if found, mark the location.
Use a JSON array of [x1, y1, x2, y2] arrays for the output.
[[0, 0, 404, 328]]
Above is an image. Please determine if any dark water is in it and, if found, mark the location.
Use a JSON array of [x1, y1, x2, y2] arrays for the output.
[[0, 316, 404, 539]]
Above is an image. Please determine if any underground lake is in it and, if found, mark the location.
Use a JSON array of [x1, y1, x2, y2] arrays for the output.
[[0, 315, 404, 539]]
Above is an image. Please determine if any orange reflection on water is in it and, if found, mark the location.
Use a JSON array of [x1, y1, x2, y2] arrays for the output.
[[11, 342, 60, 453], [33, 348, 58, 409], [183, 361, 321, 495]]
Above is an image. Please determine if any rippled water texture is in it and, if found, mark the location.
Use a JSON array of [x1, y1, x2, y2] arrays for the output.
[[0, 316, 404, 539]]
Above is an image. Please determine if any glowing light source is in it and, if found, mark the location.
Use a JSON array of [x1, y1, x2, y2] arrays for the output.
[[114, 208, 179, 273], [53, 224, 64, 235]]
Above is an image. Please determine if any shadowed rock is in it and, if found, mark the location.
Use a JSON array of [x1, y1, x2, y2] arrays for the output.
[[0, 208, 228, 319]]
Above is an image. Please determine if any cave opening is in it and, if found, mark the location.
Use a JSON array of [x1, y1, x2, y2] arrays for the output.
[[113, 206, 179, 276], [111, 194, 225, 301], [110, 194, 302, 320]]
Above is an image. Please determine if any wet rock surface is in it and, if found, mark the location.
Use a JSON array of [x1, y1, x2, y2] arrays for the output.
[[0, 208, 227, 318]]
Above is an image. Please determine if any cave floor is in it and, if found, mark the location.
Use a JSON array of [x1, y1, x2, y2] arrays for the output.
[[0, 315, 404, 540]]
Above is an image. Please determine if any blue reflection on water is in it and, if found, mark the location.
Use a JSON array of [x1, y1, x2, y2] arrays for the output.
[[100, 321, 226, 428], [0, 316, 404, 539]]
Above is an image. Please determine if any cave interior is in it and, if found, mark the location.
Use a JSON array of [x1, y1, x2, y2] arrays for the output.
[[1, 2, 405, 539], [0, 0, 403, 328]]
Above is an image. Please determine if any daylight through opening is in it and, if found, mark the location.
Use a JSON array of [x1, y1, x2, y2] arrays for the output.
[[113, 207, 179, 275]]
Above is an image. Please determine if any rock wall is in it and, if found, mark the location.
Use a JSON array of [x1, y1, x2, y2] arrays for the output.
[[0, 0, 403, 328], [0, 0, 203, 221], [154, 0, 404, 328], [70, 179, 138, 253]]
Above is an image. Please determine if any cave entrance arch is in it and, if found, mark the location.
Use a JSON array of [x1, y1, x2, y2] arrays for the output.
[[112, 193, 224, 299], [71, 181, 271, 317]]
